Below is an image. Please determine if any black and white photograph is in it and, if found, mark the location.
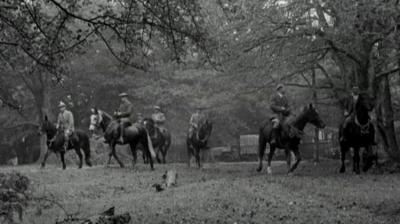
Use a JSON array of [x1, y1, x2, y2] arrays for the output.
[[1, 0, 400, 223]]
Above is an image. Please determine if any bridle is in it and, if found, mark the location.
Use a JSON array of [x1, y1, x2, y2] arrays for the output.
[[355, 115, 370, 135]]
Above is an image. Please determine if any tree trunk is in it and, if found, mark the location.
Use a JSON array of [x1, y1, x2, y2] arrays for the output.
[[33, 87, 51, 164], [312, 69, 320, 163], [376, 75, 400, 162]]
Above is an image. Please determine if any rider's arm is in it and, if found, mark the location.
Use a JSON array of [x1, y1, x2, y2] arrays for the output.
[[56, 113, 61, 129], [270, 95, 285, 112], [118, 104, 133, 118], [189, 115, 197, 128], [67, 111, 75, 131], [159, 113, 166, 122]]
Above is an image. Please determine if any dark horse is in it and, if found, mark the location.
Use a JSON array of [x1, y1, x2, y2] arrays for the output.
[[97, 111, 155, 170], [143, 118, 172, 164], [39, 116, 92, 169], [339, 92, 375, 174], [186, 120, 213, 168], [257, 104, 325, 174]]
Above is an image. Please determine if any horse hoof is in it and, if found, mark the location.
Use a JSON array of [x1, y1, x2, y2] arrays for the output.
[[267, 167, 272, 175], [40, 164, 45, 169], [256, 167, 262, 172], [339, 167, 345, 173], [287, 172, 294, 177]]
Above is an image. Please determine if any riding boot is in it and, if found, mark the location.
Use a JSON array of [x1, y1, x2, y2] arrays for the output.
[[119, 125, 124, 144], [270, 128, 278, 145], [62, 139, 68, 153]]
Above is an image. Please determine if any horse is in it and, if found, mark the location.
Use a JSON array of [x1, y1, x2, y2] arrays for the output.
[[143, 118, 172, 164], [96, 110, 155, 170], [186, 119, 213, 168], [38, 115, 92, 170], [339, 92, 376, 174], [257, 104, 325, 174]]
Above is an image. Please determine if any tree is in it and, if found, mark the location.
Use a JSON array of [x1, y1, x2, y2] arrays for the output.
[[0, 0, 210, 163], [212, 0, 400, 161]]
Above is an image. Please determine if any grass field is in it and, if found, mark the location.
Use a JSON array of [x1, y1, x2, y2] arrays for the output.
[[2, 159, 400, 224]]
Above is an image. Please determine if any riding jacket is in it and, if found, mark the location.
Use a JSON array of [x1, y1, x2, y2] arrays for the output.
[[270, 92, 290, 116], [152, 112, 166, 126], [117, 100, 135, 123], [190, 112, 206, 129], [57, 110, 75, 133], [343, 94, 359, 117]]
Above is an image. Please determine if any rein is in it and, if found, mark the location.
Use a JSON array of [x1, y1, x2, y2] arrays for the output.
[[287, 113, 305, 138], [355, 115, 370, 135], [195, 123, 209, 143]]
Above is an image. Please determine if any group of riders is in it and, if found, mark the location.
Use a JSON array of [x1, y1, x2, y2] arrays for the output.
[[56, 92, 209, 152], [55, 83, 373, 153], [269, 84, 371, 144]]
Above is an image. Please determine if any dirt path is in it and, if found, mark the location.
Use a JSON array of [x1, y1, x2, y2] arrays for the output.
[[2, 160, 400, 223]]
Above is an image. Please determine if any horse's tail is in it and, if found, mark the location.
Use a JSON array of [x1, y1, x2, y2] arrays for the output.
[[145, 130, 156, 159]]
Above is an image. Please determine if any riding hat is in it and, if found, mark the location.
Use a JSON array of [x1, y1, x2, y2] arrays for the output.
[[119, 92, 129, 97], [58, 101, 66, 108], [276, 84, 285, 91], [351, 86, 360, 92], [154, 105, 161, 110], [196, 105, 206, 110]]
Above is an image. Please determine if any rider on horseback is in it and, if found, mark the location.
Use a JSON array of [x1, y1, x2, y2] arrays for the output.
[[152, 106, 166, 132], [56, 101, 75, 152], [89, 107, 100, 137], [115, 93, 134, 144], [342, 86, 360, 131], [270, 84, 291, 145], [340, 86, 376, 144], [189, 105, 207, 140]]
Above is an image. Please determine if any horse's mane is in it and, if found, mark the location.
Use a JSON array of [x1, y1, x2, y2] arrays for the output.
[[100, 110, 113, 120]]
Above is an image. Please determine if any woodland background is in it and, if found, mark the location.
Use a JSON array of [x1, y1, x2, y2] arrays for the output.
[[1, 0, 400, 164]]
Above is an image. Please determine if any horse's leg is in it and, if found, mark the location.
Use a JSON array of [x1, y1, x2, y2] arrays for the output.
[[257, 132, 267, 172], [41, 149, 51, 168], [353, 147, 360, 174], [156, 146, 162, 164], [289, 147, 302, 173], [339, 143, 347, 173], [82, 137, 92, 167], [362, 145, 374, 172], [266, 145, 276, 174], [112, 146, 125, 168], [141, 132, 154, 170], [60, 152, 66, 170], [106, 143, 113, 167], [196, 148, 201, 169], [74, 147, 83, 169], [129, 143, 137, 169], [285, 148, 291, 172], [162, 145, 167, 164]]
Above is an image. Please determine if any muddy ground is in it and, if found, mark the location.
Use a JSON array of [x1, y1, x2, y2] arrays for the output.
[[2, 159, 400, 224]]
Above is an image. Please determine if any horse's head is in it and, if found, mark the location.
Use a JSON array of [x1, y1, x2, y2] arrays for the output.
[[357, 92, 375, 112], [143, 117, 155, 133], [198, 119, 213, 140], [38, 115, 57, 138], [303, 104, 325, 129], [95, 110, 112, 132]]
